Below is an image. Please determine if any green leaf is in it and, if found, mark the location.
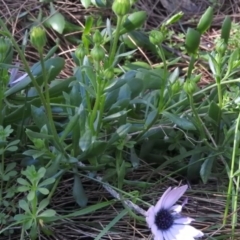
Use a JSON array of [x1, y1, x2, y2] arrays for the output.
[[108, 123, 132, 145], [187, 153, 202, 182], [103, 110, 130, 121], [79, 129, 92, 152], [18, 186, 30, 192], [200, 154, 215, 184], [31, 106, 49, 130], [81, 0, 91, 8], [17, 177, 30, 186], [38, 177, 55, 187], [145, 110, 158, 128], [162, 111, 196, 130], [38, 188, 49, 195], [60, 113, 79, 142], [130, 148, 140, 168], [5, 162, 16, 172], [27, 191, 35, 201], [38, 209, 56, 218], [38, 198, 50, 213], [26, 129, 53, 140], [208, 101, 221, 123], [45, 12, 65, 34], [73, 174, 88, 207], [19, 200, 30, 213]]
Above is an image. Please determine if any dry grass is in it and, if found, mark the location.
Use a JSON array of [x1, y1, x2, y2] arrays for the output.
[[1, 0, 240, 239]]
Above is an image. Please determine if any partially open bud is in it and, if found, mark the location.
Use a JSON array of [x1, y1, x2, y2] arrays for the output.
[[112, 0, 130, 17], [149, 30, 164, 45], [30, 26, 47, 53], [90, 45, 105, 61]]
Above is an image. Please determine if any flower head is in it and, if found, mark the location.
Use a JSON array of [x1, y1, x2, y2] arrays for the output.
[[146, 185, 203, 240]]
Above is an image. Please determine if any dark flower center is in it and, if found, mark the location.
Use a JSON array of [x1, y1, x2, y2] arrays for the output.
[[155, 209, 174, 230]]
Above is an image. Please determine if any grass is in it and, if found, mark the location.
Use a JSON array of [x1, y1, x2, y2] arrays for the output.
[[1, 0, 240, 239]]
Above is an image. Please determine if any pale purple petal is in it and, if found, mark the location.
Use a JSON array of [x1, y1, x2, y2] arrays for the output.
[[153, 229, 163, 240], [170, 224, 204, 238], [174, 217, 194, 224], [146, 206, 155, 227], [154, 187, 172, 213], [151, 224, 159, 237], [170, 204, 182, 214], [161, 185, 188, 210], [163, 230, 175, 240]]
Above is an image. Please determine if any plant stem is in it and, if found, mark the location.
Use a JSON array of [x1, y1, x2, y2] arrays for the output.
[[223, 110, 240, 225], [39, 52, 66, 155], [109, 16, 123, 66]]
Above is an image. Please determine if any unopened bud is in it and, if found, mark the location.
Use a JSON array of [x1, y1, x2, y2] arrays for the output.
[[90, 45, 105, 61], [149, 30, 164, 45], [30, 27, 47, 53], [112, 0, 130, 17]]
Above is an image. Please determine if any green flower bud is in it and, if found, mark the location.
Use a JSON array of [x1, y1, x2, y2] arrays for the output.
[[30, 26, 47, 53], [185, 28, 201, 54], [121, 11, 147, 34], [75, 44, 86, 61], [183, 80, 196, 95], [90, 45, 105, 61], [93, 30, 103, 45], [216, 39, 227, 55], [112, 0, 130, 17], [221, 16, 231, 44], [165, 12, 184, 26], [104, 67, 114, 79], [197, 6, 213, 34], [171, 81, 181, 94], [149, 30, 164, 45], [0, 37, 12, 63]]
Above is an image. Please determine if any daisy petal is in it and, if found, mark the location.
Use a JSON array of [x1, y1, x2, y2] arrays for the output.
[[170, 204, 182, 214], [171, 224, 204, 238], [151, 224, 159, 237], [153, 229, 164, 240], [163, 230, 176, 240], [174, 217, 194, 224], [146, 206, 155, 227], [161, 185, 188, 210], [154, 187, 172, 213]]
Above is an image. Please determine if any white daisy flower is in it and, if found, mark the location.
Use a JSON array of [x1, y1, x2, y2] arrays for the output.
[[146, 185, 204, 240]]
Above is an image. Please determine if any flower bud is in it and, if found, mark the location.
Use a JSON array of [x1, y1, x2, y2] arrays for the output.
[[104, 67, 114, 80], [93, 30, 103, 45], [0, 37, 12, 63], [183, 80, 196, 95], [75, 44, 86, 61], [185, 28, 201, 54], [171, 81, 181, 94], [149, 30, 164, 45], [216, 40, 227, 55], [30, 26, 47, 53], [112, 0, 130, 17], [197, 6, 213, 34], [221, 16, 231, 44], [90, 45, 105, 61]]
